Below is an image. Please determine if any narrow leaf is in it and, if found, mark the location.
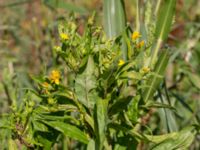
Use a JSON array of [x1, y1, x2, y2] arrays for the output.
[[151, 126, 196, 150], [103, 0, 127, 59], [150, 0, 177, 66], [95, 99, 108, 150], [42, 121, 89, 144], [143, 51, 170, 102]]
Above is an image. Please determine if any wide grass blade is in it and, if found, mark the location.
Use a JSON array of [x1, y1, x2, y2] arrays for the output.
[[103, 0, 127, 59], [157, 93, 178, 132], [143, 51, 170, 102], [103, 0, 126, 38], [150, 0, 177, 67]]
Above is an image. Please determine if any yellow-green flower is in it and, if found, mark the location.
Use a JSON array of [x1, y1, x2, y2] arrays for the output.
[[54, 46, 61, 51], [136, 40, 145, 48], [60, 33, 69, 41], [140, 66, 150, 74], [118, 59, 125, 66], [49, 70, 61, 85], [132, 31, 141, 41], [42, 82, 50, 88]]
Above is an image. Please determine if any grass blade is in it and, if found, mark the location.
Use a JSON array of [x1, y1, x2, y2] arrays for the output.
[[150, 0, 177, 67], [143, 51, 170, 102], [103, 0, 127, 59]]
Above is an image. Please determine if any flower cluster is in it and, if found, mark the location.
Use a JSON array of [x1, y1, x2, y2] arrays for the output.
[[49, 70, 61, 85], [131, 31, 145, 49]]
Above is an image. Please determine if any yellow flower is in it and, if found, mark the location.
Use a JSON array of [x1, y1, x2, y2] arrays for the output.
[[49, 70, 61, 85], [136, 40, 145, 48], [60, 33, 69, 41], [132, 31, 141, 40], [118, 59, 125, 66], [141, 66, 150, 74]]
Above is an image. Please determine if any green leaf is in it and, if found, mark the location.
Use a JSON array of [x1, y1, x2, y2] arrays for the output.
[[119, 71, 142, 80], [95, 99, 108, 150], [144, 101, 175, 110], [85, 114, 94, 131], [35, 131, 54, 150], [143, 51, 170, 102], [155, 0, 176, 41], [87, 139, 95, 150], [187, 72, 200, 89], [8, 139, 18, 150], [42, 121, 89, 144], [33, 120, 49, 132], [108, 123, 147, 141], [75, 56, 98, 108], [109, 96, 132, 116], [157, 94, 178, 132], [151, 126, 196, 150], [103, 0, 127, 59], [150, 0, 177, 66], [127, 95, 140, 123], [103, 0, 126, 38], [145, 132, 177, 143]]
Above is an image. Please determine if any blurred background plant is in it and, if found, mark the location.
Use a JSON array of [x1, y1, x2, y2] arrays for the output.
[[0, 0, 200, 149]]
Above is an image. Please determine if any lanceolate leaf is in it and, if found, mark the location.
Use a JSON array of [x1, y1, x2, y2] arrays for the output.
[[95, 99, 108, 150], [143, 51, 170, 102], [151, 126, 196, 150], [42, 121, 89, 144], [157, 96, 178, 132], [75, 56, 98, 108]]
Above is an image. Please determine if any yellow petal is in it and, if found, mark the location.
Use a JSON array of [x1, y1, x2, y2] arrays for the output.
[[60, 33, 69, 40], [118, 59, 125, 66], [132, 31, 141, 40], [136, 40, 145, 48]]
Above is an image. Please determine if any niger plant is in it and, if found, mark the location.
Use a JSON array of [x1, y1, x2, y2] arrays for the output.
[[0, 0, 200, 150]]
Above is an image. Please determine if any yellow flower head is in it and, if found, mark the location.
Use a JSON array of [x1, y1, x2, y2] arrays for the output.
[[136, 40, 145, 48], [60, 33, 69, 41], [132, 31, 141, 40], [118, 59, 125, 66], [49, 70, 61, 85], [141, 66, 150, 74]]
